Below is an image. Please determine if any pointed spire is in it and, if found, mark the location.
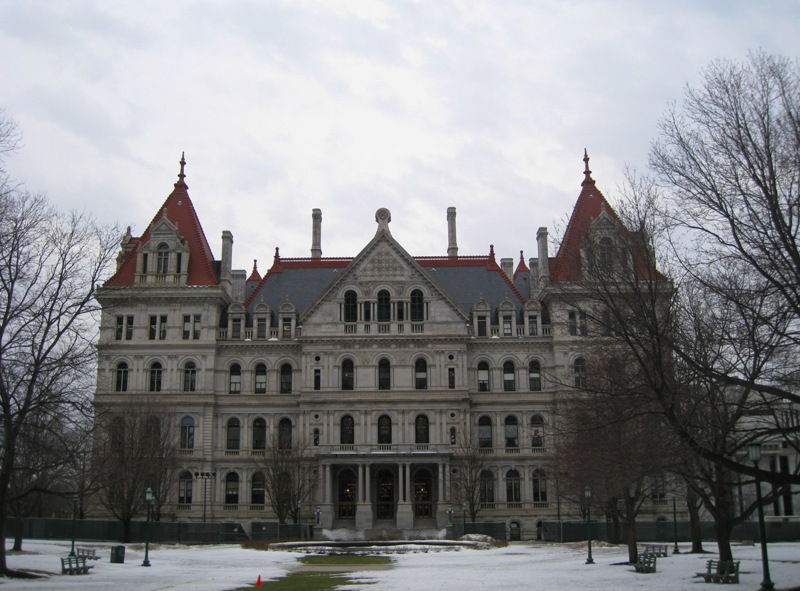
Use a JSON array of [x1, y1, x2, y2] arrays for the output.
[[175, 152, 188, 189], [489, 244, 496, 262], [247, 259, 261, 283], [514, 250, 530, 277], [581, 148, 595, 188]]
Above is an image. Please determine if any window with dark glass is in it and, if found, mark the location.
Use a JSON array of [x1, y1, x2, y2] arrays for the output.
[[282, 317, 292, 338], [410, 289, 424, 321], [573, 357, 586, 388], [254, 363, 267, 393], [149, 362, 162, 392], [180, 416, 195, 449], [503, 361, 516, 391], [183, 361, 197, 392], [156, 243, 169, 274], [340, 415, 355, 445], [506, 469, 521, 503], [280, 364, 292, 393], [415, 415, 429, 444], [568, 311, 577, 336], [226, 418, 240, 450], [229, 364, 241, 393], [378, 415, 392, 444], [344, 290, 358, 323], [378, 359, 391, 390], [479, 470, 494, 503], [528, 315, 538, 336], [251, 472, 266, 505], [256, 317, 267, 339], [531, 415, 545, 448], [225, 473, 239, 505], [504, 416, 519, 448], [532, 469, 548, 502], [477, 361, 490, 392], [116, 315, 134, 340], [231, 317, 242, 339], [503, 315, 512, 336], [478, 416, 492, 448], [149, 315, 167, 340], [415, 358, 427, 390], [178, 472, 192, 504], [314, 368, 321, 390], [598, 237, 613, 269], [253, 418, 266, 450], [448, 367, 456, 389], [176, 252, 182, 274], [477, 316, 487, 337], [377, 290, 391, 322], [529, 360, 542, 391], [115, 362, 129, 392], [183, 315, 191, 340], [342, 359, 354, 390]]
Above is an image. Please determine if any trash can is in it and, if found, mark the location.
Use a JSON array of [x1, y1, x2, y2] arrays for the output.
[[110, 545, 125, 563]]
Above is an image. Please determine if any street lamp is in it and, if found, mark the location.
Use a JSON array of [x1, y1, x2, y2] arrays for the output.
[[315, 506, 321, 526], [672, 497, 681, 554], [194, 471, 216, 523], [584, 485, 594, 565], [69, 494, 78, 557], [447, 504, 453, 526], [748, 442, 775, 591], [142, 487, 155, 567], [461, 501, 467, 533]]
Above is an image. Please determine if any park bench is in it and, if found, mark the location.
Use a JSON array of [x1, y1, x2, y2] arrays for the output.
[[76, 547, 99, 560], [641, 543, 669, 557], [696, 559, 740, 584], [60, 555, 94, 575], [633, 552, 657, 573]]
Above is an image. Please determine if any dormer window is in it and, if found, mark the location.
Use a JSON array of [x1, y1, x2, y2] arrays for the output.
[[598, 237, 613, 269], [156, 243, 169, 274]]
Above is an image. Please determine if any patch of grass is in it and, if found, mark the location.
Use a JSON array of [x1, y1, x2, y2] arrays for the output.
[[228, 571, 352, 590], [298, 554, 391, 566]]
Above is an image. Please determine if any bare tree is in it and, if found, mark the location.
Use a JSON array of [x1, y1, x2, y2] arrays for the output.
[[93, 402, 178, 541], [254, 432, 316, 524], [0, 112, 118, 574], [450, 432, 490, 523]]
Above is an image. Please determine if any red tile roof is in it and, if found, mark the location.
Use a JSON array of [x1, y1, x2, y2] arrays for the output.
[[513, 250, 530, 278], [104, 155, 219, 287]]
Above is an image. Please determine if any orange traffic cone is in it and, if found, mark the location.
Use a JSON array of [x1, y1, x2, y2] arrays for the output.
[[255, 574, 261, 587]]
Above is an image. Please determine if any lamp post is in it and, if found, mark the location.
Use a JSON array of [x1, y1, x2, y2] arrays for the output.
[[447, 504, 453, 526], [142, 487, 154, 567], [585, 485, 594, 565], [194, 471, 216, 523], [69, 494, 78, 557], [461, 501, 467, 533], [748, 442, 775, 591], [672, 497, 681, 554], [315, 505, 321, 526]]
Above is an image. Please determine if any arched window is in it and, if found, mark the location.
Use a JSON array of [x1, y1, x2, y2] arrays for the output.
[[340, 415, 355, 445], [410, 289, 424, 321], [529, 360, 542, 391], [156, 243, 169, 274], [531, 415, 545, 448], [598, 236, 613, 269], [479, 470, 495, 504], [115, 362, 129, 392], [377, 290, 391, 322], [180, 416, 195, 450], [280, 364, 293, 393], [254, 363, 267, 393], [252, 418, 266, 451], [504, 416, 519, 448], [226, 418, 240, 450], [378, 358, 391, 390], [414, 358, 428, 390], [532, 469, 548, 503], [477, 361, 490, 392], [573, 357, 586, 388], [225, 472, 239, 505], [506, 469, 521, 503], [149, 362, 162, 392], [342, 359, 354, 390], [503, 361, 516, 391], [178, 471, 192, 505], [378, 415, 392, 444], [229, 364, 241, 393], [415, 415, 429, 444], [278, 418, 292, 450], [183, 361, 197, 392], [251, 472, 266, 505], [344, 290, 358, 323], [478, 416, 492, 449]]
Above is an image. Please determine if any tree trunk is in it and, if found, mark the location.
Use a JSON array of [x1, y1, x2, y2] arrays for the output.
[[626, 518, 639, 563], [686, 491, 705, 553], [713, 517, 734, 562], [12, 515, 23, 551]]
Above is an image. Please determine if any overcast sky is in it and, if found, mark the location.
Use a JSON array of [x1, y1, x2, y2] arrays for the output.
[[2, 1, 799, 273]]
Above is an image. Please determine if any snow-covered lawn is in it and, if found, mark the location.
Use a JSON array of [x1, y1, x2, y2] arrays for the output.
[[3, 538, 799, 590]]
